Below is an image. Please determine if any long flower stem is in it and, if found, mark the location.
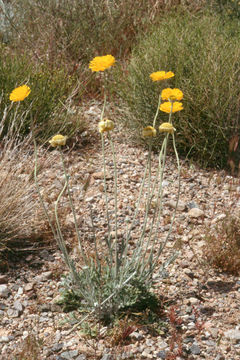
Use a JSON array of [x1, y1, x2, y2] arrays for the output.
[[108, 133, 119, 277], [59, 149, 88, 266]]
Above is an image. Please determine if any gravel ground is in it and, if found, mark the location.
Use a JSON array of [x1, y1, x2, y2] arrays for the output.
[[0, 103, 240, 360]]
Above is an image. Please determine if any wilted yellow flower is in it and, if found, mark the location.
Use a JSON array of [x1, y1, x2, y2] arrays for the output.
[[150, 71, 174, 82], [161, 88, 183, 101], [160, 101, 183, 113], [142, 126, 156, 138], [159, 122, 176, 134], [98, 119, 114, 133], [89, 55, 116, 72], [49, 134, 67, 147], [9, 85, 31, 102]]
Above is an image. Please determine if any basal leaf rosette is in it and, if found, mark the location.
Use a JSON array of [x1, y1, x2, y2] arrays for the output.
[[98, 119, 114, 133], [142, 126, 157, 138], [160, 101, 183, 113], [159, 122, 176, 135], [161, 88, 183, 101], [150, 71, 174, 82], [49, 134, 67, 147], [9, 85, 31, 102], [89, 55, 116, 72]]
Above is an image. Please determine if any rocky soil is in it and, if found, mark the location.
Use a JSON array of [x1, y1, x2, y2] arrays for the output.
[[0, 103, 240, 360]]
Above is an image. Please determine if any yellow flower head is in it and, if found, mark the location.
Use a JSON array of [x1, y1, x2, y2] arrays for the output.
[[159, 122, 176, 134], [9, 85, 31, 102], [142, 126, 157, 138], [98, 119, 114, 133], [49, 134, 67, 147], [160, 101, 183, 113], [161, 88, 183, 101], [89, 55, 116, 72], [150, 71, 174, 82]]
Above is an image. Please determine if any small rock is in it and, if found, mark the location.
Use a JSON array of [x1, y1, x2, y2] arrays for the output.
[[51, 343, 64, 352], [224, 329, 240, 343], [101, 355, 114, 360], [25, 283, 34, 291], [13, 300, 24, 313], [76, 356, 87, 360], [7, 308, 20, 318], [188, 208, 204, 219], [187, 201, 199, 209], [35, 271, 53, 282], [129, 331, 144, 341], [0, 275, 8, 284], [0, 285, 10, 298], [0, 336, 11, 343], [60, 350, 78, 359], [190, 343, 201, 355], [211, 213, 226, 224], [156, 350, 166, 359], [167, 199, 187, 211], [93, 172, 112, 180]]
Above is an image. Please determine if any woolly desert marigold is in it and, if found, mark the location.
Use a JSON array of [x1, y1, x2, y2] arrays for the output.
[[160, 101, 183, 113], [98, 119, 114, 133], [142, 126, 156, 138], [89, 55, 116, 72], [9, 85, 31, 102], [150, 71, 174, 82], [159, 122, 176, 134], [49, 134, 67, 147], [161, 88, 183, 101]]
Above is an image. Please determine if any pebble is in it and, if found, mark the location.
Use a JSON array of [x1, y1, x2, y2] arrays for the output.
[[188, 207, 205, 218], [190, 343, 201, 355], [224, 329, 240, 343], [0, 285, 10, 298]]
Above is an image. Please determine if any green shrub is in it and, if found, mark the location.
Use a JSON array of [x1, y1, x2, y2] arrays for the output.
[[0, 45, 83, 141], [115, 11, 240, 169]]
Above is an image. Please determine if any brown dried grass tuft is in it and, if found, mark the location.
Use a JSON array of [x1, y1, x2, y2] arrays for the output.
[[204, 212, 240, 275]]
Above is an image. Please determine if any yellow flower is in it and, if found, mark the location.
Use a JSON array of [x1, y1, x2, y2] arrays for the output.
[[98, 119, 114, 133], [49, 134, 67, 147], [9, 85, 31, 102], [89, 55, 116, 72], [150, 71, 174, 82], [142, 126, 157, 138], [159, 122, 176, 134], [161, 88, 183, 101], [160, 101, 183, 113]]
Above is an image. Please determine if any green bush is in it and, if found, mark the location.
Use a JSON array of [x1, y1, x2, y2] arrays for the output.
[[0, 45, 82, 141], [116, 11, 240, 169]]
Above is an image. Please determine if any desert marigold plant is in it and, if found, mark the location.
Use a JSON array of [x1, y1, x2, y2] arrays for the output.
[[9, 85, 31, 102], [150, 71, 174, 82], [89, 54, 116, 72], [34, 63, 183, 328]]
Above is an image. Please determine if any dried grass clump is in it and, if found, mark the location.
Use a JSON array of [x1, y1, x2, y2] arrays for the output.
[[0, 133, 52, 255], [204, 213, 240, 275]]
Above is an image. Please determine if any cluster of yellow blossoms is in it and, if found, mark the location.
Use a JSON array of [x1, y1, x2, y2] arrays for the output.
[[142, 71, 183, 138], [10, 56, 184, 146]]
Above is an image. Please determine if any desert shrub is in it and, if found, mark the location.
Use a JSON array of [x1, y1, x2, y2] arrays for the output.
[[0, 44, 83, 141], [0, 0, 210, 96], [204, 213, 240, 275], [115, 11, 240, 169]]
